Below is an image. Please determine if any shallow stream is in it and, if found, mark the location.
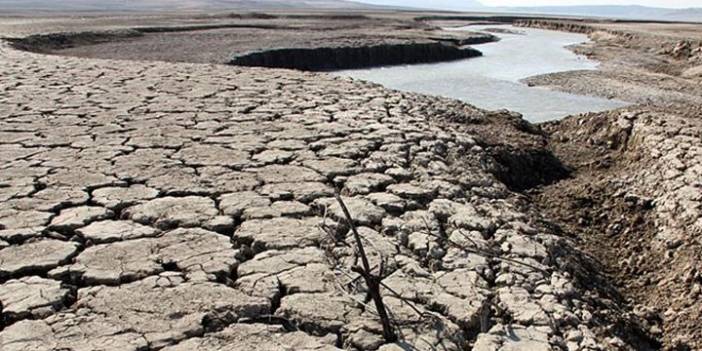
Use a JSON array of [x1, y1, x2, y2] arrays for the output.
[[336, 25, 628, 122]]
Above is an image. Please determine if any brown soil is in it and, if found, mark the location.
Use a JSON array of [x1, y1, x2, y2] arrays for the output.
[[532, 107, 702, 350]]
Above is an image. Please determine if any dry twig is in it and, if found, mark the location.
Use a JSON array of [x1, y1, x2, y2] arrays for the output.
[[335, 193, 397, 343]]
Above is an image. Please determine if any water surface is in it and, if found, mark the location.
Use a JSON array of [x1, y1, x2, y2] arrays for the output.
[[336, 25, 628, 122]]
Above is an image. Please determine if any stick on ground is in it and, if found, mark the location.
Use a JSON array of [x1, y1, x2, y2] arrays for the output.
[[334, 193, 397, 343]]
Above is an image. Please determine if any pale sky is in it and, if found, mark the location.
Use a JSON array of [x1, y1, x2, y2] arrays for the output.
[[481, 0, 698, 7], [359, 0, 701, 9]]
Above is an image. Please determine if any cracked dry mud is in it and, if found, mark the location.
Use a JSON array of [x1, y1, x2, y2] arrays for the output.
[[0, 31, 656, 350]]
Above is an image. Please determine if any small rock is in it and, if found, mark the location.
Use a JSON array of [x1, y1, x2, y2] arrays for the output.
[[252, 149, 294, 164], [0, 209, 53, 230], [234, 217, 329, 252], [161, 323, 341, 350], [92, 185, 159, 211], [219, 191, 271, 218], [386, 183, 435, 200], [314, 196, 386, 226], [49, 206, 113, 231], [0, 240, 79, 277], [124, 196, 219, 230], [0, 276, 69, 320], [276, 293, 361, 333], [242, 201, 310, 219], [76, 220, 159, 243], [0, 227, 45, 243], [174, 145, 250, 168], [255, 165, 324, 184], [366, 192, 406, 212], [384, 167, 412, 180], [303, 157, 358, 178], [259, 182, 334, 203], [343, 173, 394, 195]]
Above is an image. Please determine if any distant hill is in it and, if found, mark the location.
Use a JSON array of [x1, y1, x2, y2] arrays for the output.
[[494, 5, 702, 22], [353, 0, 482, 11], [663, 8, 702, 22], [0, 0, 378, 12], [2, 0, 701, 23], [354, 1, 702, 22]]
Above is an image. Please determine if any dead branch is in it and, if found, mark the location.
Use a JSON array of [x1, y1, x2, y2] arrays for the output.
[[335, 193, 397, 343]]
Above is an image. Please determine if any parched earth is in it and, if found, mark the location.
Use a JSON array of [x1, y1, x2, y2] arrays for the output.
[[0, 27, 662, 351]]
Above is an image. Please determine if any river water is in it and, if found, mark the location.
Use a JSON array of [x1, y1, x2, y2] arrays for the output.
[[336, 25, 628, 122]]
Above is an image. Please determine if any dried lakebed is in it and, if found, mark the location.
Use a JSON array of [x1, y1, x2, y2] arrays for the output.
[[337, 25, 629, 122], [0, 19, 659, 351]]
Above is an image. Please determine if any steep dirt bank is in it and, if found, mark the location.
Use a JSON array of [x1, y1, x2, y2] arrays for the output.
[[515, 19, 604, 34], [229, 42, 482, 71], [6, 29, 145, 52]]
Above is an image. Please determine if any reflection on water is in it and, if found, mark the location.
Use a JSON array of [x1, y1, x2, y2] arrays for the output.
[[335, 25, 628, 122]]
